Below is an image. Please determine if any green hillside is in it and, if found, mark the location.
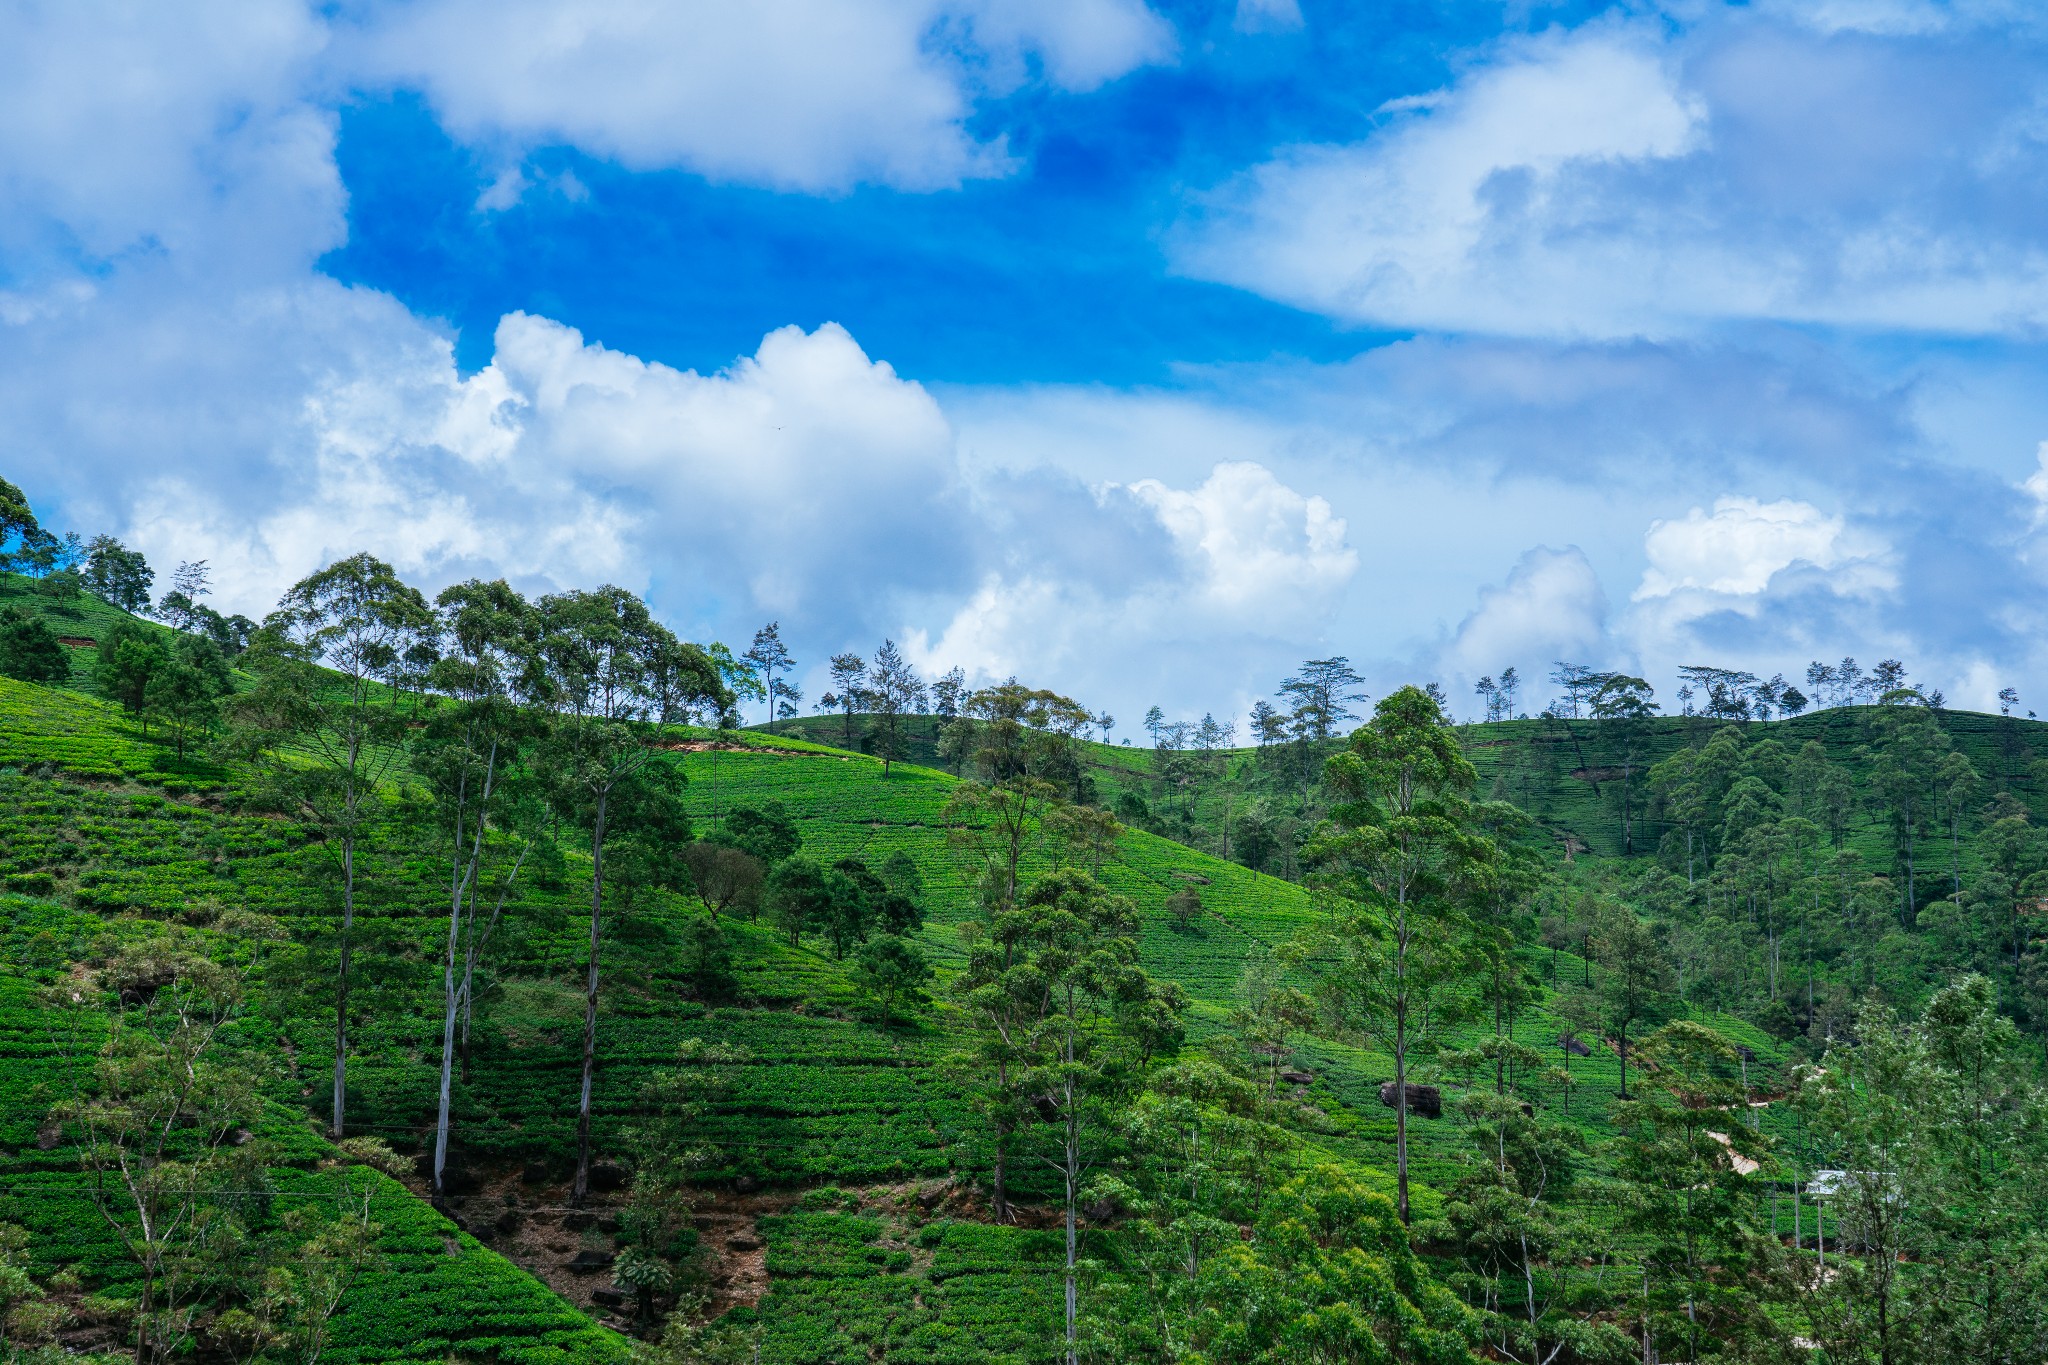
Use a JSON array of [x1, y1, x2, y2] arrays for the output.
[[3, 560, 2046, 1363]]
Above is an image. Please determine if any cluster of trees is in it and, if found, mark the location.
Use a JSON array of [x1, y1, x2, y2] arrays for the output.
[[24, 932, 402, 1365], [1617, 700, 2048, 1052], [1503, 656, 1964, 725]]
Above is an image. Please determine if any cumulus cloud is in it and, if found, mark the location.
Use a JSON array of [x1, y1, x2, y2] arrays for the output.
[[1179, 10, 2048, 337], [1436, 546, 1608, 688], [0, 0, 339, 276], [1620, 494, 1901, 675], [906, 461, 1358, 697], [1124, 462, 1356, 623], [1635, 496, 1889, 600], [347, 0, 1174, 193]]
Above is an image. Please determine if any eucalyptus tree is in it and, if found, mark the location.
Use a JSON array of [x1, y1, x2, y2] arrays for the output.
[[538, 587, 727, 1203], [1590, 674, 1658, 855], [1297, 684, 1496, 1223], [949, 867, 1181, 1362], [420, 580, 545, 1197], [865, 639, 922, 776], [827, 651, 866, 747], [234, 552, 434, 1137], [1277, 656, 1366, 741], [742, 621, 795, 728], [81, 534, 155, 613]]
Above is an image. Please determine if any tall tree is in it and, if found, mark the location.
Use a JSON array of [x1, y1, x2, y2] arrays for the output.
[[419, 580, 544, 1197], [81, 535, 155, 614], [1612, 1022, 1784, 1362], [1590, 674, 1658, 855], [0, 607, 69, 684], [156, 560, 213, 633], [865, 638, 922, 776], [237, 552, 432, 1137], [828, 651, 865, 748], [742, 621, 795, 728], [1278, 657, 1367, 742], [539, 587, 726, 1203], [0, 476, 41, 579], [1298, 684, 1495, 1223], [1590, 908, 1672, 1099], [951, 868, 1181, 1362]]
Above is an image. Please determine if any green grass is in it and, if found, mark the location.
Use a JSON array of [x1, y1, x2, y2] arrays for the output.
[[0, 651, 1844, 1361]]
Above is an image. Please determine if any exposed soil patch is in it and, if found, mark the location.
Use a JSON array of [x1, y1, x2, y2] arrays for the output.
[[656, 740, 826, 757]]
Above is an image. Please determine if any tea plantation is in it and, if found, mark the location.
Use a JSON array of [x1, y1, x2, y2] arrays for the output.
[[0, 643, 1802, 1361]]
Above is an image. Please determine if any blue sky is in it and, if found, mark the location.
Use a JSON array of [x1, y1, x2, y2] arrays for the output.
[[7, 0, 2048, 724]]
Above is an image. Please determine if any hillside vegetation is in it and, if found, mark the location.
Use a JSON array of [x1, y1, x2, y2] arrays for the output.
[[0, 506, 2045, 1363]]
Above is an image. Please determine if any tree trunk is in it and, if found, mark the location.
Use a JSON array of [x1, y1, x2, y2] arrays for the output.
[[331, 833, 354, 1138], [572, 792, 609, 1206], [1063, 1097, 1079, 1365], [1617, 1022, 1630, 1100], [1394, 993, 1410, 1224]]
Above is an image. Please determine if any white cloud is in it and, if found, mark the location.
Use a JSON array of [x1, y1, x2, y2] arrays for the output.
[[1180, 29, 1707, 335], [348, 0, 1173, 193], [0, 0, 338, 275], [1179, 12, 2048, 337], [1437, 546, 1608, 687], [906, 460, 1356, 693], [1124, 461, 1356, 622], [1634, 495, 1890, 602], [1620, 495, 1900, 676]]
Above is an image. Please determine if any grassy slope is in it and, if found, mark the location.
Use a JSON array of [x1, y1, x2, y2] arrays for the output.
[[0, 588, 1831, 1358]]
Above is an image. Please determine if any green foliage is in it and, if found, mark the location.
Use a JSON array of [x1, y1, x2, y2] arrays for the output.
[[0, 608, 68, 686], [708, 801, 802, 865], [851, 934, 933, 1021]]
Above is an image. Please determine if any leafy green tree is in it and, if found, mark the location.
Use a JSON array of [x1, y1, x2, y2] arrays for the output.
[[1589, 907, 1672, 1099], [763, 858, 843, 950], [1090, 1057, 1296, 1360], [533, 584, 726, 1203], [47, 938, 260, 1365], [864, 638, 922, 776], [142, 648, 226, 756], [1796, 977, 2048, 1364], [1611, 1022, 1785, 1363], [682, 842, 764, 919], [1229, 944, 1314, 1099], [1277, 656, 1367, 742], [1590, 674, 1658, 854], [944, 774, 1063, 913], [1298, 684, 1495, 1224], [81, 535, 155, 613], [1439, 1087, 1621, 1365], [1163, 884, 1203, 933], [976, 868, 1180, 1364], [1865, 700, 1950, 924], [1135, 1165, 1480, 1364], [155, 559, 213, 633], [827, 651, 865, 747], [0, 606, 69, 683], [851, 934, 933, 1020], [617, 1040, 748, 1330], [416, 580, 543, 1196], [742, 621, 795, 728], [707, 801, 802, 865], [0, 476, 42, 579], [93, 619, 169, 716], [233, 552, 430, 1137]]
